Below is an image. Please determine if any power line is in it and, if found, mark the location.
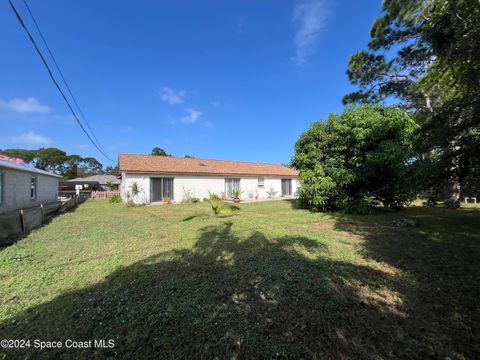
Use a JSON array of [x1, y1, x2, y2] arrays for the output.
[[8, 0, 114, 163], [22, 0, 108, 156]]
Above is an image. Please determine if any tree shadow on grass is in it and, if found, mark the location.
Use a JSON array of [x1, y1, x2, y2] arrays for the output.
[[330, 207, 480, 358], [1, 217, 473, 359]]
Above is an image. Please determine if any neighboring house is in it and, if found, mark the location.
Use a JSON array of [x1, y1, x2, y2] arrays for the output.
[[0, 158, 60, 214], [68, 175, 121, 190], [58, 180, 101, 198], [119, 154, 299, 204]]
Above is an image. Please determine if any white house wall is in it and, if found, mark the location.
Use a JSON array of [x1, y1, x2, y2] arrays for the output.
[[121, 172, 299, 204], [0, 167, 59, 214]]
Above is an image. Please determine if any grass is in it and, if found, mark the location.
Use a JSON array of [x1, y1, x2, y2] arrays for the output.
[[0, 200, 479, 359]]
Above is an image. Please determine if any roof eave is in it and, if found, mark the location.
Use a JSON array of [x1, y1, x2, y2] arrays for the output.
[[120, 169, 298, 177]]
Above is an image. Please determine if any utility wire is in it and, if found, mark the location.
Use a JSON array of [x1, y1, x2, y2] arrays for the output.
[[8, 0, 114, 162], [22, 0, 108, 156]]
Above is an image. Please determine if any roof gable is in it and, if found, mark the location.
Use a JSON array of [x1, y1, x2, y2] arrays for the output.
[[119, 154, 298, 177]]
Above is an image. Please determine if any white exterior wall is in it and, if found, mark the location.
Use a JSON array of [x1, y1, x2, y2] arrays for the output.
[[174, 175, 225, 201], [121, 172, 299, 204], [121, 172, 151, 204]]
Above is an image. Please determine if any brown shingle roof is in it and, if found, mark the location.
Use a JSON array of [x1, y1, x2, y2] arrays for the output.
[[68, 175, 121, 184], [119, 154, 298, 177]]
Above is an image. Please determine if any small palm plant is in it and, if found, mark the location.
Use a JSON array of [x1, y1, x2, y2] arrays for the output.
[[231, 189, 243, 203], [209, 192, 240, 215], [181, 192, 239, 221], [128, 182, 141, 203]]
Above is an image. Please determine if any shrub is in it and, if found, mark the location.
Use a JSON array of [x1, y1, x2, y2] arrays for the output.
[[181, 186, 200, 203], [422, 197, 438, 207], [343, 198, 375, 215], [207, 192, 239, 216], [292, 106, 417, 214], [109, 195, 121, 204], [181, 192, 240, 221]]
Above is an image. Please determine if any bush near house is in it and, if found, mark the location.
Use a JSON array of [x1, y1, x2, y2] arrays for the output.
[[292, 106, 417, 214]]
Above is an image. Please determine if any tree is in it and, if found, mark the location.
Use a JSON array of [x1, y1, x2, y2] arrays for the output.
[[62, 155, 82, 179], [292, 106, 417, 214], [0, 148, 104, 179], [184, 155, 195, 158], [35, 148, 67, 172], [103, 164, 119, 176], [0, 149, 37, 163], [0, 148, 67, 172], [344, 0, 480, 207], [82, 157, 103, 175], [62, 155, 103, 179], [151, 147, 170, 156]]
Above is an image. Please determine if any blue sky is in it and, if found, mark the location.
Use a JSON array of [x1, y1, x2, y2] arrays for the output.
[[0, 0, 381, 166]]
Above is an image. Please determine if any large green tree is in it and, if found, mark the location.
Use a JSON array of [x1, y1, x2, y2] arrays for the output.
[[292, 106, 417, 214], [344, 0, 480, 207], [0, 148, 103, 179], [151, 147, 171, 156]]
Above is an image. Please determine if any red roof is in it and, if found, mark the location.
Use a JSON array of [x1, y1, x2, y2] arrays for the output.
[[119, 154, 298, 177]]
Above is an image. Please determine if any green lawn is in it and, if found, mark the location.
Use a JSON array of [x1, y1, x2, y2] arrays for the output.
[[1, 200, 479, 359]]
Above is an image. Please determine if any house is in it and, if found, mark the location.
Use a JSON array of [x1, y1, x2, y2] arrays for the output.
[[58, 180, 101, 198], [0, 157, 61, 214], [119, 154, 299, 204], [67, 175, 121, 190]]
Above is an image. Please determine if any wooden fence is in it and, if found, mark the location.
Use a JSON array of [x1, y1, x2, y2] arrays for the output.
[[91, 190, 121, 200]]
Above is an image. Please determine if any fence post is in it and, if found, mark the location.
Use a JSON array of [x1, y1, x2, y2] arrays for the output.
[[40, 203, 45, 223], [20, 209, 25, 234]]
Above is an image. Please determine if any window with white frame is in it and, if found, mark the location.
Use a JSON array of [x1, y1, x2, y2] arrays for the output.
[[258, 177, 265, 187], [30, 176, 37, 200]]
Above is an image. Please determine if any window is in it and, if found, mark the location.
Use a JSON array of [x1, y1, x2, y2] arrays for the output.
[[150, 177, 173, 202], [281, 179, 292, 196], [225, 178, 240, 199], [30, 176, 37, 200], [0, 170, 4, 206], [258, 177, 265, 187]]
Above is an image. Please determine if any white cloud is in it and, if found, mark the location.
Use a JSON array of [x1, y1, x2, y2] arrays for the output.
[[291, 0, 329, 65], [0, 97, 51, 114], [210, 100, 221, 108], [181, 108, 202, 124], [234, 17, 244, 34], [160, 87, 186, 104], [10, 132, 53, 146]]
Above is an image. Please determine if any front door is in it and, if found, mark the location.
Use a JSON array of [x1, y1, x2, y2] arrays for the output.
[[151, 177, 174, 202], [281, 179, 292, 196], [225, 178, 240, 199]]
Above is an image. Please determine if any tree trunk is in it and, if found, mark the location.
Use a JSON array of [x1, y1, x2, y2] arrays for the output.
[[446, 172, 461, 208], [446, 117, 461, 209]]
